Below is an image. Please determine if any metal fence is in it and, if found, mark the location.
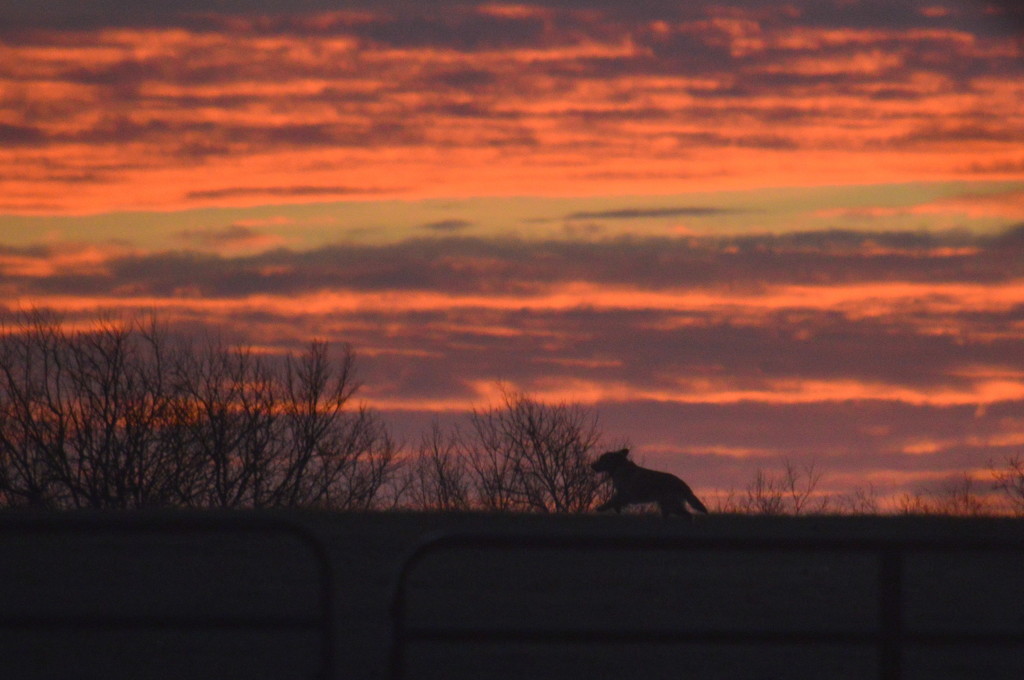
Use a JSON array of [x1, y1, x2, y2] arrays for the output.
[[0, 513, 335, 679], [390, 531, 1024, 680]]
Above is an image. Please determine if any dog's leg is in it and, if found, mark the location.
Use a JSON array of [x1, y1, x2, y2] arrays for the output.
[[660, 497, 690, 519], [597, 495, 624, 513]]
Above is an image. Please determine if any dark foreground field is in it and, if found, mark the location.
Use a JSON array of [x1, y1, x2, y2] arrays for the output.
[[2, 511, 1023, 680]]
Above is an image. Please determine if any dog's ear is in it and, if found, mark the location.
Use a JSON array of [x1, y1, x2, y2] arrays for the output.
[[614, 448, 629, 458]]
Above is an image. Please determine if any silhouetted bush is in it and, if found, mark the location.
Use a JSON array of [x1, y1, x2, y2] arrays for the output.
[[405, 387, 605, 512], [466, 388, 604, 512], [716, 459, 829, 515], [895, 473, 993, 516]]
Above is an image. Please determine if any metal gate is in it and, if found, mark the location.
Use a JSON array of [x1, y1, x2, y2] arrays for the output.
[[390, 531, 1024, 680], [0, 513, 335, 679]]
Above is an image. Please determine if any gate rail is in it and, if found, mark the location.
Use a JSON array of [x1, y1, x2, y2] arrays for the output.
[[390, 531, 1024, 680]]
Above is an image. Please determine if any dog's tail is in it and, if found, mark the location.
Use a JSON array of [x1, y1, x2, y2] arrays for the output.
[[686, 488, 709, 514]]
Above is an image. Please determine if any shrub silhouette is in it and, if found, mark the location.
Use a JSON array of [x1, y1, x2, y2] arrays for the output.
[[406, 387, 605, 513]]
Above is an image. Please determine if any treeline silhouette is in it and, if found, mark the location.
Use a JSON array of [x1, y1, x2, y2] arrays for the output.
[[0, 311, 603, 512], [2, 311, 1022, 515]]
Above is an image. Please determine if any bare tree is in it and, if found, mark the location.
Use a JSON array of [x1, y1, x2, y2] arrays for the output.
[[782, 459, 829, 514], [271, 340, 398, 509], [894, 490, 932, 515], [404, 421, 471, 511], [738, 458, 828, 515], [168, 336, 269, 508], [0, 311, 188, 508], [897, 473, 992, 516], [63, 315, 187, 508], [991, 454, 1024, 516], [711, 488, 742, 514], [0, 311, 398, 510], [741, 468, 787, 515], [939, 474, 990, 516], [465, 388, 603, 513], [171, 337, 399, 510], [0, 309, 72, 507], [836, 483, 881, 515]]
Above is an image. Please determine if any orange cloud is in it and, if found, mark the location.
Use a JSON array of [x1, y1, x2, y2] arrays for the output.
[[0, 243, 131, 277], [1, 4, 1021, 214], [505, 375, 1024, 409], [813, 190, 1024, 222], [11, 278, 1024, 318]]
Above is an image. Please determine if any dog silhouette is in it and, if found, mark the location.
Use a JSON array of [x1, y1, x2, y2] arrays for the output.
[[591, 448, 708, 518]]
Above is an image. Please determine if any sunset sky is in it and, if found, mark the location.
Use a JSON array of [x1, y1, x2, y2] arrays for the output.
[[2, 0, 1023, 505]]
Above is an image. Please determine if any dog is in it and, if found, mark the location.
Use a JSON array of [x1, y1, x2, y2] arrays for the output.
[[591, 448, 708, 518]]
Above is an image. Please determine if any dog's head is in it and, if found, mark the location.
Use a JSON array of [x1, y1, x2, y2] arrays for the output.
[[591, 448, 630, 473]]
